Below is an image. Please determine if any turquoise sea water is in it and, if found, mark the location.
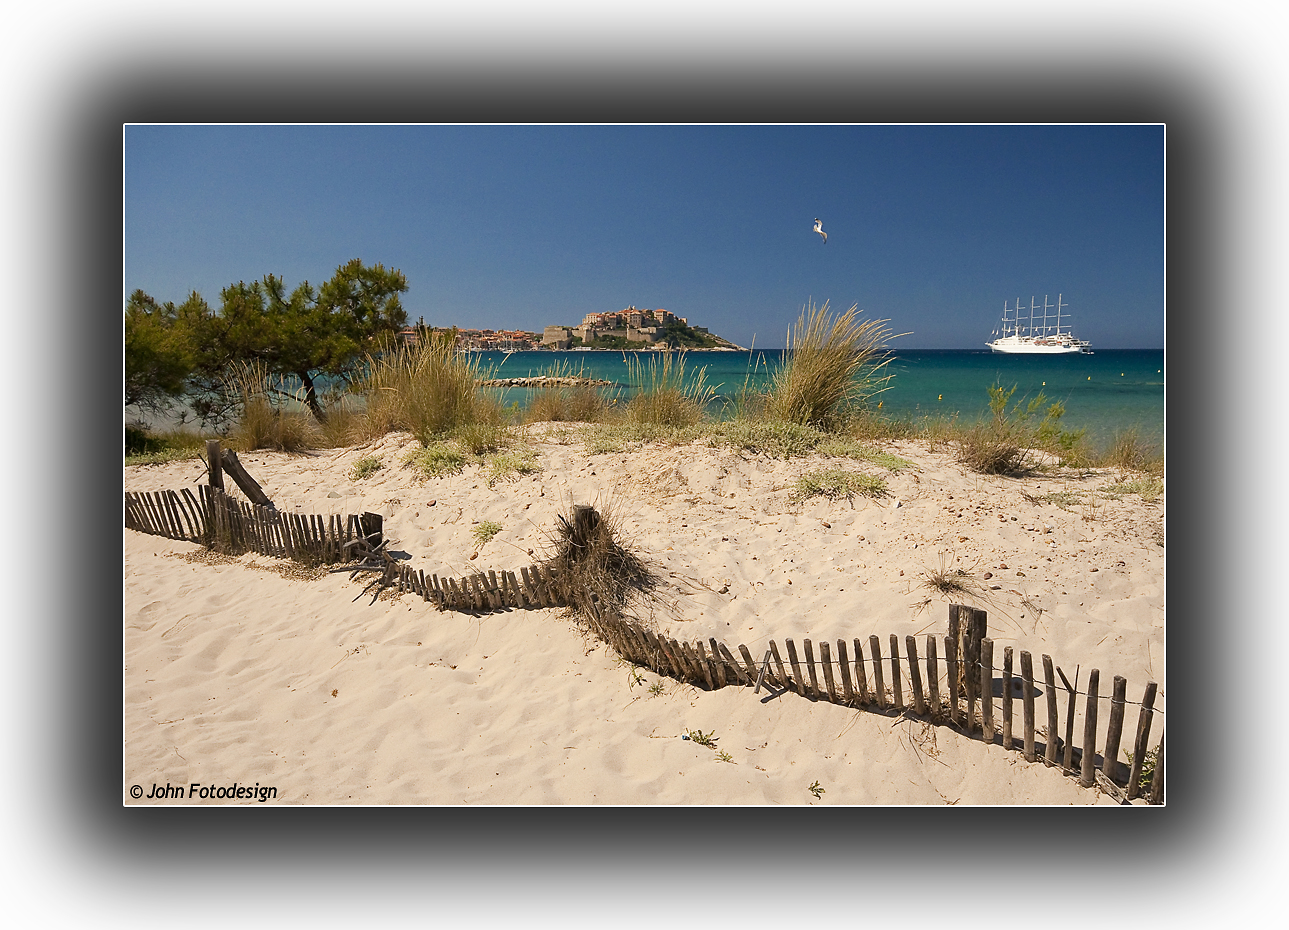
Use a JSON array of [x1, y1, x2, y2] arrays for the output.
[[481, 348, 1164, 451]]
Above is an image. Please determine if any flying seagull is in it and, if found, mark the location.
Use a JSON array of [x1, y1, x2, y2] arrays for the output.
[[813, 218, 827, 244]]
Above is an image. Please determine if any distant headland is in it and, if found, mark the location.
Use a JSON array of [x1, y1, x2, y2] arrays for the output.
[[400, 306, 743, 352]]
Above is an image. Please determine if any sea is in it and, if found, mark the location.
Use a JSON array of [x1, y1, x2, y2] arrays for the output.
[[480, 348, 1165, 452]]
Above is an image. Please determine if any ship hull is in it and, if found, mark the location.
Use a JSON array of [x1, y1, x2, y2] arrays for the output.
[[987, 340, 1089, 355]]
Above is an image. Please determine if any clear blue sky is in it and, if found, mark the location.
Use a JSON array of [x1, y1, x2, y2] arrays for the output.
[[125, 124, 1163, 349]]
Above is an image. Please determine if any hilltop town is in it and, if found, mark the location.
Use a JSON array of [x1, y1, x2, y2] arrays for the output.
[[400, 306, 742, 351]]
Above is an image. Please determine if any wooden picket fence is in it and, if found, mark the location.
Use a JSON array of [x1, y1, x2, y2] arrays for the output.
[[124, 485, 1162, 803], [123, 486, 373, 566]]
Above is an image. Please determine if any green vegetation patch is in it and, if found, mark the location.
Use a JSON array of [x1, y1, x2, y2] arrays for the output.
[[1101, 476, 1164, 503], [348, 456, 383, 480], [790, 468, 887, 503], [472, 521, 503, 547], [1032, 490, 1084, 510], [485, 448, 542, 486], [404, 443, 469, 479]]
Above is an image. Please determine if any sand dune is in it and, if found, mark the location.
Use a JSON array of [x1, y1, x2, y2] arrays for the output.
[[124, 427, 1164, 805]]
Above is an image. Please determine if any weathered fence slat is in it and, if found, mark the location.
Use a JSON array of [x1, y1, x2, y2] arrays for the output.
[[770, 640, 789, 693], [1060, 666, 1078, 772], [785, 639, 805, 697], [1127, 681, 1158, 800], [1149, 731, 1164, 804], [980, 637, 995, 742], [1102, 675, 1128, 786], [1002, 645, 1014, 751], [837, 640, 855, 704], [705, 639, 727, 688], [852, 638, 870, 705], [737, 644, 761, 685], [820, 641, 838, 703], [906, 636, 925, 716], [803, 639, 820, 700], [889, 634, 903, 711], [717, 642, 748, 685], [1080, 669, 1100, 788], [946, 634, 960, 727], [1043, 655, 1059, 765], [1021, 650, 1036, 763], [869, 635, 886, 709], [926, 635, 940, 718]]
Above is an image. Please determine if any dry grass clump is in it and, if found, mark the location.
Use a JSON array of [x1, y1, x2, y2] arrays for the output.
[[624, 351, 714, 429], [764, 301, 894, 431], [540, 503, 658, 627], [1099, 427, 1162, 475], [357, 331, 506, 446], [523, 361, 613, 424], [227, 361, 320, 453], [919, 551, 987, 600]]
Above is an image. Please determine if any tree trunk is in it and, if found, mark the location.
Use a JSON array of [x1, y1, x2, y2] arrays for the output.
[[298, 370, 329, 423]]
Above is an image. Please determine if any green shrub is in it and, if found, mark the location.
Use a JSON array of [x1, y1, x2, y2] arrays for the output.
[[404, 443, 469, 479], [349, 456, 383, 480], [790, 468, 887, 503], [485, 448, 541, 486], [472, 521, 503, 547], [957, 383, 1081, 475]]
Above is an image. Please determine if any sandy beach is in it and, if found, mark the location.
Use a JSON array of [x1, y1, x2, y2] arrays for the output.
[[123, 426, 1164, 805]]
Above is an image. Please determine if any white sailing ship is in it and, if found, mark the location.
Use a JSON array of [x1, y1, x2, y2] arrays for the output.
[[987, 294, 1092, 355]]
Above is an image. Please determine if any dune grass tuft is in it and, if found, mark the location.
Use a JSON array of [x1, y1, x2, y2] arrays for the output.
[[227, 360, 320, 453], [523, 360, 614, 424], [764, 301, 895, 431], [357, 331, 506, 446], [624, 351, 714, 429], [540, 502, 658, 628]]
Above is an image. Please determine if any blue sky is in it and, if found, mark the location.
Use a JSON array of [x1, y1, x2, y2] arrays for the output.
[[125, 124, 1163, 349]]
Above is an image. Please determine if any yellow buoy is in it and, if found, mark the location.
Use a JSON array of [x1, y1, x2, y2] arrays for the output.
[[1088, 376, 1091, 380], [938, 394, 942, 401]]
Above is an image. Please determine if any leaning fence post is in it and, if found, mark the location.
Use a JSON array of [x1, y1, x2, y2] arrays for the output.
[[206, 440, 223, 490], [1102, 675, 1128, 786], [1021, 650, 1036, 762]]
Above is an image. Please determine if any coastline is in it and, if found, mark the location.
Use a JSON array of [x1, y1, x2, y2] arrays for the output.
[[124, 426, 1163, 804]]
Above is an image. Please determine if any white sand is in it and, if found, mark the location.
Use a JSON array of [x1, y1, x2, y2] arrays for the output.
[[124, 427, 1164, 804]]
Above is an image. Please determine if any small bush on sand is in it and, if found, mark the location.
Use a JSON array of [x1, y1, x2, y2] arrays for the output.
[[790, 468, 887, 503], [1101, 476, 1164, 503], [471, 521, 503, 548], [764, 301, 895, 431], [958, 383, 1081, 475], [349, 456, 383, 480], [358, 330, 505, 445], [404, 443, 469, 479], [625, 351, 714, 429], [485, 448, 541, 486], [541, 502, 658, 628]]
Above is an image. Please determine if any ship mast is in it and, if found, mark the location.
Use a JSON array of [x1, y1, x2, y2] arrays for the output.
[[1055, 293, 1065, 336]]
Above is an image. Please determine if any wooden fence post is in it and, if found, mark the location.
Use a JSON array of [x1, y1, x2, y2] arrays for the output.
[[1080, 669, 1100, 788], [1148, 731, 1164, 804], [869, 635, 885, 709], [906, 635, 925, 716], [889, 633, 903, 711], [1002, 645, 1014, 751], [1021, 650, 1036, 762], [1102, 675, 1128, 786], [803, 639, 820, 700], [785, 639, 805, 697], [206, 440, 223, 490], [1042, 655, 1059, 765], [1127, 682, 1158, 800], [926, 635, 940, 718], [819, 641, 838, 703], [852, 638, 870, 705], [980, 637, 995, 742], [945, 634, 960, 727]]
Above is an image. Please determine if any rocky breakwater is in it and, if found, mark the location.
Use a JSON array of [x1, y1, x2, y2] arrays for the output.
[[479, 376, 614, 387]]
